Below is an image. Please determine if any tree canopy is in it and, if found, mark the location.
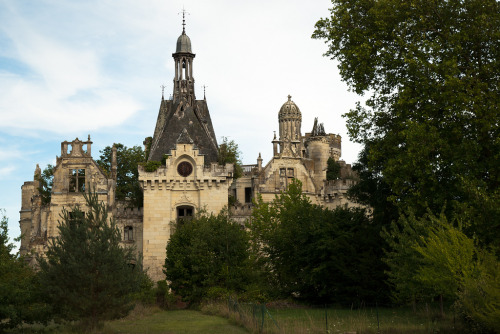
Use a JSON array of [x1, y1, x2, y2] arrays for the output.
[[218, 137, 243, 179], [313, 0, 500, 244], [97, 144, 145, 208]]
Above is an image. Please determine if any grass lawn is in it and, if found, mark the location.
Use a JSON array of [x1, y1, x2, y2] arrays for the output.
[[202, 302, 465, 334], [8, 308, 248, 334], [103, 309, 248, 334]]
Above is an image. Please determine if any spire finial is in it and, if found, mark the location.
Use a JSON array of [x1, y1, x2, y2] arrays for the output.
[[179, 7, 189, 34], [287, 94, 292, 101], [161, 84, 166, 100], [202, 85, 207, 100]]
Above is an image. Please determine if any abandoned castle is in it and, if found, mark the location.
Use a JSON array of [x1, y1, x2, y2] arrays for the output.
[[19, 24, 359, 281]]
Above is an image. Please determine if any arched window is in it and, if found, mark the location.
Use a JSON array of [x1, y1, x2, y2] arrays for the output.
[[124, 226, 133, 241]]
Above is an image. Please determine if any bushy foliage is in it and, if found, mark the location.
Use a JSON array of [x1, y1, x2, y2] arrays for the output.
[[0, 210, 50, 330], [37, 191, 145, 330], [250, 180, 388, 304], [164, 210, 252, 304], [458, 251, 500, 333], [218, 137, 243, 179], [326, 157, 341, 180], [35, 164, 54, 205], [97, 143, 145, 207]]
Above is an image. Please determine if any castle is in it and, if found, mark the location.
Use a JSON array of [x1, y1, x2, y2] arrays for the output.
[[19, 23, 358, 281]]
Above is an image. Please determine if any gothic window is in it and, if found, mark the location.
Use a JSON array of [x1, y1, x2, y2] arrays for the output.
[[124, 226, 133, 241], [69, 169, 85, 192], [177, 206, 194, 224]]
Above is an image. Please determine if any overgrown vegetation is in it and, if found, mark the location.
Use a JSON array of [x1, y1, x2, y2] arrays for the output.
[[0, 210, 50, 330], [218, 137, 243, 179], [164, 209, 252, 304], [37, 191, 147, 331], [326, 157, 340, 180], [96, 144, 145, 208]]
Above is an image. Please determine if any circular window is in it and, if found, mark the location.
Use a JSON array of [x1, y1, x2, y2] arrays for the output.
[[177, 161, 193, 177]]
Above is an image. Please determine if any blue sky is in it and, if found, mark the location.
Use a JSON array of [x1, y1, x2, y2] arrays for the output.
[[0, 0, 362, 248]]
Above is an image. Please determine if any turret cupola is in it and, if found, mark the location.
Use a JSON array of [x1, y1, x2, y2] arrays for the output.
[[172, 12, 196, 105], [277, 95, 303, 157]]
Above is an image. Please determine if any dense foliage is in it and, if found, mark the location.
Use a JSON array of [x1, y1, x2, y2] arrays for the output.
[[218, 137, 243, 179], [326, 157, 341, 180], [0, 210, 49, 330], [37, 191, 145, 330], [164, 210, 252, 303], [314, 0, 500, 328], [250, 180, 388, 304], [97, 143, 145, 208], [313, 0, 500, 244]]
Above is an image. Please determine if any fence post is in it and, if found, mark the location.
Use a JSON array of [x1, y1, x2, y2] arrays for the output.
[[261, 304, 265, 333], [325, 304, 328, 333]]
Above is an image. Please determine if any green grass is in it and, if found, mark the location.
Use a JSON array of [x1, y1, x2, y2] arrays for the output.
[[7, 307, 248, 334]]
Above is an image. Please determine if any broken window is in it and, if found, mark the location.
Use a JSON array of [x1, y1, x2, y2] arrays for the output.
[[177, 206, 194, 224], [279, 168, 295, 190], [69, 169, 86, 192], [124, 226, 133, 241]]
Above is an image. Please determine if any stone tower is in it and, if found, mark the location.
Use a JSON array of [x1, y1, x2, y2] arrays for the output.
[[148, 22, 219, 165]]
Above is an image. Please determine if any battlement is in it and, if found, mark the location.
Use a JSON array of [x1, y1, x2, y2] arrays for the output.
[[115, 202, 144, 219]]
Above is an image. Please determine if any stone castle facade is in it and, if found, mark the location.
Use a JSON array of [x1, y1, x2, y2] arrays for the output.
[[19, 24, 358, 282]]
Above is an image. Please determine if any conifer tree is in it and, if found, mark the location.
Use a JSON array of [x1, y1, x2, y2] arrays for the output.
[[38, 191, 144, 330]]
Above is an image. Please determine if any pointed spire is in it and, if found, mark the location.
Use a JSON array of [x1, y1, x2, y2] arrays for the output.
[[180, 7, 189, 34]]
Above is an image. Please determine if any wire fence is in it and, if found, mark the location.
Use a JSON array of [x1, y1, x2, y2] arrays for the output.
[[224, 297, 459, 333]]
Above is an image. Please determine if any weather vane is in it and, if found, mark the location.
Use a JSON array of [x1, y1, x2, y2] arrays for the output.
[[178, 7, 190, 33]]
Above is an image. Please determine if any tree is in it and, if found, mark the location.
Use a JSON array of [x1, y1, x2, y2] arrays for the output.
[[326, 157, 341, 180], [313, 0, 500, 244], [35, 164, 54, 205], [0, 210, 49, 330], [250, 179, 388, 304], [164, 210, 252, 303], [37, 191, 144, 330], [218, 137, 243, 179], [97, 144, 145, 207]]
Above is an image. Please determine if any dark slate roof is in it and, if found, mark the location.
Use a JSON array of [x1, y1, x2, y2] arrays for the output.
[[148, 99, 219, 164]]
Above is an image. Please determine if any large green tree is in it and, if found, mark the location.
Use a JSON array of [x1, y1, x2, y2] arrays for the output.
[[313, 0, 500, 244], [164, 210, 252, 303], [250, 180, 388, 304], [37, 192, 145, 330], [97, 144, 145, 208]]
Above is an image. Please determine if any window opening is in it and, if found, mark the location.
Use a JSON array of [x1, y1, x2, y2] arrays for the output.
[[69, 169, 85, 192], [177, 206, 194, 224], [245, 187, 252, 203], [124, 226, 133, 241]]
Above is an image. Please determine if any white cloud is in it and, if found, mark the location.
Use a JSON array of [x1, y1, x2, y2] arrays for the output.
[[0, 166, 15, 179]]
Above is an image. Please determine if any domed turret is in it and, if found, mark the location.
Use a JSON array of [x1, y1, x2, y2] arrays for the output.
[[277, 95, 303, 157], [279, 95, 302, 120], [176, 32, 192, 53]]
